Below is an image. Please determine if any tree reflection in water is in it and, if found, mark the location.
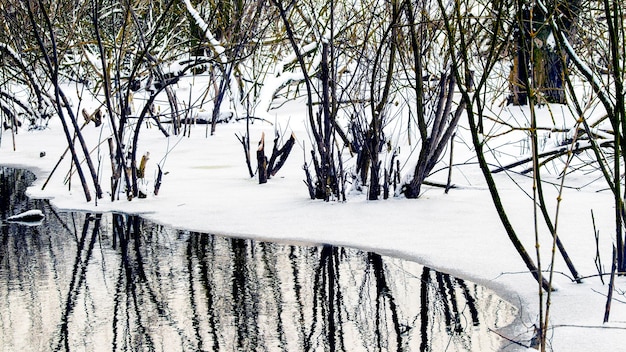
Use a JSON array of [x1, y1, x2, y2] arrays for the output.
[[0, 168, 517, 351]]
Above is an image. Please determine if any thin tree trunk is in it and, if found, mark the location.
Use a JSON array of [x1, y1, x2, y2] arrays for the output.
[[257, 132, 267, 184], [604, 246, 617, 323]]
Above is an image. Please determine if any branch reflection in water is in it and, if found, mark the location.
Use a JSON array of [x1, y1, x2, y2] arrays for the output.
[[0, 168, 517, 351]]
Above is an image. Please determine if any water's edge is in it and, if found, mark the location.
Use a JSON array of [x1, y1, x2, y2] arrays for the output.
[[1, 166, 526, 351]]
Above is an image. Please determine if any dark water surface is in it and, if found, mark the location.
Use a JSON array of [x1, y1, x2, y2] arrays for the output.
[[0, 167, 516, 351]]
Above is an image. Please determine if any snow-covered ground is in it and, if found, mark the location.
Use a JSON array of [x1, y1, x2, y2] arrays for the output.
[[1, 92, 624, 351]]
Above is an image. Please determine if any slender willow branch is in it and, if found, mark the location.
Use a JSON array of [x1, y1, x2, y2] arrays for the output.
[[92, 0, 132, 201], [26, 0, 93, 202]]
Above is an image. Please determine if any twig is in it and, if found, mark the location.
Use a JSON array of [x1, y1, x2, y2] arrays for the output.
[[487, 328, 529, 348], [549, 324, 626, 330], [445, 132, 456, 194], [495, 269, 573, 283], [591, 288, 626, 305], [592, 209, 605, 285], [235, 132, 254, 178], [604, 246, 617, 323]]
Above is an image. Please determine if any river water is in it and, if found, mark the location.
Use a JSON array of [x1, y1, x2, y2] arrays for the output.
[[0, 167, 517, 351]]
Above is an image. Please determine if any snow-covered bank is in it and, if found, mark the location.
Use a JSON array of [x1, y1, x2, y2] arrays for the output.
[[1, 104, 624, 351]]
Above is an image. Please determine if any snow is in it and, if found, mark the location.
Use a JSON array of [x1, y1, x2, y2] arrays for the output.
[[6, 209, 44, 220], [6, 209, 45, 225], [1, 90, 625, 351], [181, 0, 227, 63]]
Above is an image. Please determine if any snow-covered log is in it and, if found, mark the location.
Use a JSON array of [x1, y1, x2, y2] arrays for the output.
[[7, 209, 45, 225]]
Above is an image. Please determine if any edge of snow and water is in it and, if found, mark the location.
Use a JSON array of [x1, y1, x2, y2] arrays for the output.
[[1, 103, 625, 351]]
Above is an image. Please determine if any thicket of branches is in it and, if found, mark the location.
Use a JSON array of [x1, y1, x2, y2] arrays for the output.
[[1, 0, 625, 348]]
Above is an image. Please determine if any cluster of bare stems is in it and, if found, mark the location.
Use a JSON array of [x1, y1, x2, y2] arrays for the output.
[[435, 0, 625, 349]]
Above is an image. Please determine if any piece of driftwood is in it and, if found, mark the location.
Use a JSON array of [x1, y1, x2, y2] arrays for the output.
[[7, 209, 45, 225]]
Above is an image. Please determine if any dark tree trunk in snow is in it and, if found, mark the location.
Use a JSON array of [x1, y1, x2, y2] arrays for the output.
[[257, 132, 268, 184], [511, 1, 580, 105], [267, 132, 295, 177], [510, 7, 531, 106]]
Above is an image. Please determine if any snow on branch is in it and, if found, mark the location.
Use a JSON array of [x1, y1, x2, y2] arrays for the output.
[[180, 0, 227, 64], [255, 42, 321, 120], [0, 42, 38, 90], [0, 41, 51, 118], [558, 33, 610, 103], [0, 42, 26, 68]]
